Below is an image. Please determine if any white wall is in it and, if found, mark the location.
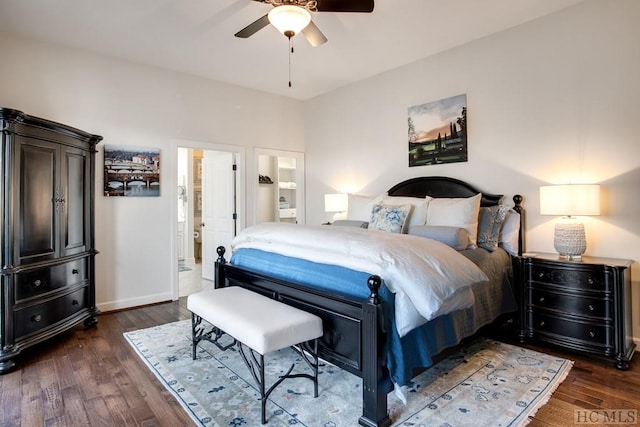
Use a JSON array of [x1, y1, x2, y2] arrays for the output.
[[1, 0, 638, 342], [0, 34, 305, 311], [303, 0, 640, 341]]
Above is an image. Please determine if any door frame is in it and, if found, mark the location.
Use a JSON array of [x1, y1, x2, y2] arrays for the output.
[[170, 139, 245, 301]]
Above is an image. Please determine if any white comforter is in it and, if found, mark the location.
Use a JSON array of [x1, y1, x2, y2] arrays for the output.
[[231, 222, 489, 337]]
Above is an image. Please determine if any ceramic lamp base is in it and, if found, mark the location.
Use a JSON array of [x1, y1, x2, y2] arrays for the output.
[[554, 217, 586, 259]]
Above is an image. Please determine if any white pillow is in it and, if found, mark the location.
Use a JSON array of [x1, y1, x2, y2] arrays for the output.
[[347, 193, 384, 221], [499, 209, 521, 256], [425, 193, 481, 248], [381, 195, 432, 231]]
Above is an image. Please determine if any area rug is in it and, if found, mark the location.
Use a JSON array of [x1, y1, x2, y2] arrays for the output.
[[124, 320, 572, 427]]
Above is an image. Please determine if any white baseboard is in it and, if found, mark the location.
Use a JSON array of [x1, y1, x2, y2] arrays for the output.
[[97, 292, 175, 313]]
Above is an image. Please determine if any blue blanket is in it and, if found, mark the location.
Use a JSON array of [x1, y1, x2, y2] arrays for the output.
[[231, 248, 486, 386]]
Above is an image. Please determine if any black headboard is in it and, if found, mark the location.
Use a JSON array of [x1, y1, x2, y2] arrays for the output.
[[387, 176, 525, 255], [387, 176, 502, 207]]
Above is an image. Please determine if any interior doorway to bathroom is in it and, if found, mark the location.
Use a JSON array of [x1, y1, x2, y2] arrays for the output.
[[176, 144, 243, 298]]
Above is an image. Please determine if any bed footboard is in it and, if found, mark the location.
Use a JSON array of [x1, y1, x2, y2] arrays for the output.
[[215, 247, 392, 427]]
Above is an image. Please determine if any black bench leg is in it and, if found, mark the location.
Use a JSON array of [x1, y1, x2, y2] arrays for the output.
[[191, 313, 198, 360], [237, 343, 269, 424], [238, 340, 321, 425], [311, 339, 319, 398], [260, 353, 267, 424]]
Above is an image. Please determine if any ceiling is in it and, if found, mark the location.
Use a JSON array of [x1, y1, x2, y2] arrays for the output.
[[0, 0, 584, 100]]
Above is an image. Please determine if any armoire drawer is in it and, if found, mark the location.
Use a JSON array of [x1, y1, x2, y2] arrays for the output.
[[530, 312, 611, 348], [530, 264, 606, 292], [529, 287, 610, 319], [14, 258, 88, 302], [14, 286, 88, 339]]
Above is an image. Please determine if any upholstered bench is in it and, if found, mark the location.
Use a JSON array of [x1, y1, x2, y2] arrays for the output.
[[187, 286, 323, 424]]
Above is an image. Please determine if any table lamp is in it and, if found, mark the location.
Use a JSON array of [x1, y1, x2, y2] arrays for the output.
[[539, 184, 600, 259], [324, 193, 348, 222]]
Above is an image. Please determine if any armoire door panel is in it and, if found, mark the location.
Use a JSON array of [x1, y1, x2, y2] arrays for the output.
[[63, 149, 88, 255], [18, 141, 57, 262]]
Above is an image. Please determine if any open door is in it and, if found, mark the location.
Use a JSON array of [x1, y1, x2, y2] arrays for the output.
[[201, 151, 236, 281]]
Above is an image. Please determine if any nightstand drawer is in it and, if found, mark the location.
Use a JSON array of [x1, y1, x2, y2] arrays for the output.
[[531, 312, 611, 347], [529, 287, 610, 319], [530, 264, 606, 291]]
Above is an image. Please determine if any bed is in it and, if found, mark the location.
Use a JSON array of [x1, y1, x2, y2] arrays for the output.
[[214, 176, 524, 427]]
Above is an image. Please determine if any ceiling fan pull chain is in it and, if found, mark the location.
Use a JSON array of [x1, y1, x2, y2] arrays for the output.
[[288, 38, 293, 88]]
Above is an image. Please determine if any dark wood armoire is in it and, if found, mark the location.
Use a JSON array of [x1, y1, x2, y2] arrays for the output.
[[0, 108, 102, 373]]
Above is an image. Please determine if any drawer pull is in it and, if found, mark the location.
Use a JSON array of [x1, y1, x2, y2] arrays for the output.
[[539, 296, 545, 303], [32, 314, 42, 322], [539, 321, 545, 327], [587, 278, 594, 285], [589, 331, 596, 338], [538, 272, 544, 278], [72, 269, 79, 274], [588, 304, 594, 311], [33, 279, 42, 287], [72, 299, 80, 306]]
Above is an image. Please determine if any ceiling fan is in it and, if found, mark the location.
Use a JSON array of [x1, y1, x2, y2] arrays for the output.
[[235, 0, 375, 47]]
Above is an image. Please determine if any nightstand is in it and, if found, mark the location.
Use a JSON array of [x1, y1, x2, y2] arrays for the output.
[[514, 253, 635, 370]]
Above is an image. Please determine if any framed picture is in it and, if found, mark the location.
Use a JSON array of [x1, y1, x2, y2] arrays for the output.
[[104, 145, 161, 196], [408, 94, 467, 167]]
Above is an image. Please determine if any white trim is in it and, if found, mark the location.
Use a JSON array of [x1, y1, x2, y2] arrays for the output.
[[169, 139, 246, 301], [98, 292, 174, 312]]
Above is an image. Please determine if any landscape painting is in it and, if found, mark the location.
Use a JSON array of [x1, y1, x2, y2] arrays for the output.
[[408, 94, 467, 167], [104, 145, 161, 196]]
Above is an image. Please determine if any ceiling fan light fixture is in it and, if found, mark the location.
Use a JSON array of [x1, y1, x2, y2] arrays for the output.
[[268, 5, 311, 38]]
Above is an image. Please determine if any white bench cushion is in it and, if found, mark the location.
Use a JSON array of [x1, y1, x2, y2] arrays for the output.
[[187, 286, 323, 355]]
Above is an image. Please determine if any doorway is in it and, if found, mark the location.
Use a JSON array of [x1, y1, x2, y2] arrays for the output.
[[173, 141, 245, 299]]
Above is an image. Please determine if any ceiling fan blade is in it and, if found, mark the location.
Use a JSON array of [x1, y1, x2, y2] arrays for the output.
[[302, 21, 328, 47], [234, 14, 270, 38], [316, 0, 374, 13]]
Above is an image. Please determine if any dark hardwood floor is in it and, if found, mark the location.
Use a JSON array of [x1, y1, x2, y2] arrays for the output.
[[1, 299, 638, 426]]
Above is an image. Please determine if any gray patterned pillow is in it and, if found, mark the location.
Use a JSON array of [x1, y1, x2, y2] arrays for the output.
[[477, 205, 510, 251], [369, 203, 411, 234]]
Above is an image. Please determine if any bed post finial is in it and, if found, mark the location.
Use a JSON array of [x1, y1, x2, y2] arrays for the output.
[[215, 246, 227, 289], [367, 275, 382, 304], [513, 194, 523, 210], [216, 246, 227, 264], [512, 194, 525, 256]]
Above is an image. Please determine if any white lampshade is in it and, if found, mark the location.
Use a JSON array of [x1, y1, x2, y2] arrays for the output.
[[324, 193, 348, 213], [539, 184, 600, 216], [539, 184, 601, 259], [268, 5, 311, 37]]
